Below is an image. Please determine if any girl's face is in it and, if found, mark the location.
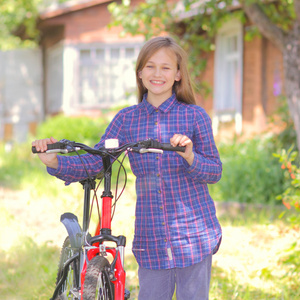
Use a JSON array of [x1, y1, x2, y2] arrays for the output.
[[138, 47, 181, 106]]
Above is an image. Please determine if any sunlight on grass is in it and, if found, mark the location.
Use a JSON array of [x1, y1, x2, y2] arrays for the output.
[[1, 134, 300, 299], [1, 184, 300, 299], [0, 237, 59, 300]]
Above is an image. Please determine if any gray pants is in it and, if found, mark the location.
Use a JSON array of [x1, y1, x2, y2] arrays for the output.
[[138, 254, 212, 300]]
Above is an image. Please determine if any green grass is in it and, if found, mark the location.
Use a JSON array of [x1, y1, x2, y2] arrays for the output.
[[0, 120, 299, 299], [1, 187, 299, 299], [0, 237, 59, 300]]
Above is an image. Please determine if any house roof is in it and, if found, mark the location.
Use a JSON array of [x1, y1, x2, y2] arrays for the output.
[[39, 0, 112, 20]]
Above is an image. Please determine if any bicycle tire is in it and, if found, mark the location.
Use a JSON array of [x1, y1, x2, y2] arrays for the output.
[[55, 237, 80, 300], [82, 255, 114, 300]]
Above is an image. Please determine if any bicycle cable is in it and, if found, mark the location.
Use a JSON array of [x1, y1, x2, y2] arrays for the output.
[[111, 150, 128, 220]]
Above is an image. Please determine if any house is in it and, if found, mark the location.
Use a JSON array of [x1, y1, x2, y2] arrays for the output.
[[0, 0, 284, 142], [200, 18, 284, 139], [37, 0, 145, 117]]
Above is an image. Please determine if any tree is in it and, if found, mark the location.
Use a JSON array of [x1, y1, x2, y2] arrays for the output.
[[0, 0, 40, 50], [109, 0, 300, 150], [0, 0, 68, 50]]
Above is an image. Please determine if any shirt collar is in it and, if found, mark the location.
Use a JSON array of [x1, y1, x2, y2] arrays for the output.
[[141, 93, 177, 115]]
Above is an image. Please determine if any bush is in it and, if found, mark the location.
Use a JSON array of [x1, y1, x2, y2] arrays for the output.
[[35, 114, 110, 146], [209, 137, 285, 204], [0, 115, 113, 190]]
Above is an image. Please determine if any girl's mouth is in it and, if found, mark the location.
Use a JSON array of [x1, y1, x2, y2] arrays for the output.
[[150, 80, 164, 85]]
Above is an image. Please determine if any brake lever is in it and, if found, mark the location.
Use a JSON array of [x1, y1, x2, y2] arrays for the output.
[[46, 147, 81, 154], [128, 147, 162, 154], [139, 148, 163, 154]]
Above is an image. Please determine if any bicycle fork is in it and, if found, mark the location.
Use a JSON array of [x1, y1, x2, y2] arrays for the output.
[[82, 154, 129, 299]]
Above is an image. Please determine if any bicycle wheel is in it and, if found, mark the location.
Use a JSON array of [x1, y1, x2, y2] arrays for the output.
[[82, 255, 114, 300], [55, 237, 80, 300]]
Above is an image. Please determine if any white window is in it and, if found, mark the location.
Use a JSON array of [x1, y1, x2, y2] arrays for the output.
[[213, 19, 243, 134], [77, 44, 141, 108]]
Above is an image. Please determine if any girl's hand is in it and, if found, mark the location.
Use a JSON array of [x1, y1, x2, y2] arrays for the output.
[[32, 137, 59, 169], [170, 134, 194, 166]]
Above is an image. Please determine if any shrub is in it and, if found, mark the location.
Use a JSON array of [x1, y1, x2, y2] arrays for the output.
[[35, 114, 110, 146], [209, 137, 285, 204], [274, 146, 300, 222], [272, 147, 300, 296], [0, 115, 113, 190]]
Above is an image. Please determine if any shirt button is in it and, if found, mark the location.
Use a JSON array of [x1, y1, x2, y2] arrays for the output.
[[160, 206, 163, 210], [156, 156, 159, 160], [162, 222, 165, 225], [155, 121, 158, 125], [164, 239, 167, 242], [158, 190, 161, 194], [157, 173, 160, 177], [156, 109, 159, 112]]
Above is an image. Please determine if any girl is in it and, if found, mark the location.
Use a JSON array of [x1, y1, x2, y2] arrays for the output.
[[33, 36, 222, 300]]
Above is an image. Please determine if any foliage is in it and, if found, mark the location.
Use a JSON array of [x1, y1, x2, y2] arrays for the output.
[[0, 0, 69, 50], [278, 241, 300, 296], [109, 0, 297, 44], [35, 114, 109, 147], [209, 137, 285, 204], [0, 115, 109, 189], [0, 114, 131, 193], [268, 95, 298, 152], [109, 0, 300, 151], [0, 0, 37, 49], [109, 0, 296, 90], [273, 146, 300, 296], [274, 146, 300, 222]]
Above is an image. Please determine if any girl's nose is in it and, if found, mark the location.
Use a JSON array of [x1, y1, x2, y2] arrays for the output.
[[154, 67, 161, 76]]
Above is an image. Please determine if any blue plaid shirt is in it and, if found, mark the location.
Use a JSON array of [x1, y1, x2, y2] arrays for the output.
[[48, 93, 222, 270]]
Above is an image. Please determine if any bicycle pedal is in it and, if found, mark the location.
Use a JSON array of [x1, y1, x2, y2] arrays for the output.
[[125, 288, 130, 299]]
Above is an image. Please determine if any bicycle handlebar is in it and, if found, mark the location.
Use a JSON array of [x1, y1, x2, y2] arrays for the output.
[[31, 138, 185, 155]]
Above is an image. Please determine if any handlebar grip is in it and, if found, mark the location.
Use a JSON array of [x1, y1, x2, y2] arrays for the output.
[[161, 143, 185, 152], [31, 142, 66, 154]]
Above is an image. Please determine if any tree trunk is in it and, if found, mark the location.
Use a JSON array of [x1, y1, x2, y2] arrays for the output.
[[243, 2, 300, 150], [282, 24, 300, 151]]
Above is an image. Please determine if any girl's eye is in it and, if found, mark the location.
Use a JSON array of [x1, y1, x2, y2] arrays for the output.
[[146, 65, 153, 68]]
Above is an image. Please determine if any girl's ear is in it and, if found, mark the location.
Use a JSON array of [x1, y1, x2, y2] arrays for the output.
[[175, 70, 181, 82], [138, 71, 142, 78]]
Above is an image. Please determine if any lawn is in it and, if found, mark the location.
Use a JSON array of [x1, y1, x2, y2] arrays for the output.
[[1, 182, 299, 300]]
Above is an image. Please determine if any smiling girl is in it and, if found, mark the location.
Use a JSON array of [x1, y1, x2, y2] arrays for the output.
[[33, 36, 222, 300]]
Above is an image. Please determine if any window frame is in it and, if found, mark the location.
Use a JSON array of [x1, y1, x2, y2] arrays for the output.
[[213, 19, 243, 134], [74, 42, 142, 109]]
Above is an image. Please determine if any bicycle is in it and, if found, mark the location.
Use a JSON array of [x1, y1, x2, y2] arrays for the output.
[[32, 138, 184, 300]]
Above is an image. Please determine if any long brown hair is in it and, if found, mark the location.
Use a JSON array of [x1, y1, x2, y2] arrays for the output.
[[136, 36, 196, 104]]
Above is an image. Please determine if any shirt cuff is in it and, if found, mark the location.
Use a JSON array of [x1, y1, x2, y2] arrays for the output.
[[47, 155, 65, 176], [182, 153, 202, 177]]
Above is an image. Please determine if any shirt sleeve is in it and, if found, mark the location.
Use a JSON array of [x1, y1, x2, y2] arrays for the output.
[[46, 110, 126, 185], [182, 107, 222, 184]]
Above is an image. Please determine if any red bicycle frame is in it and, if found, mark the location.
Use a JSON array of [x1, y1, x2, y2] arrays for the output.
[[80, 155, 127, 299]]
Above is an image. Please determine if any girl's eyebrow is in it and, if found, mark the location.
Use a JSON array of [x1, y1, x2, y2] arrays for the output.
[[146, 60, 172, 66]]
